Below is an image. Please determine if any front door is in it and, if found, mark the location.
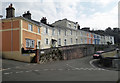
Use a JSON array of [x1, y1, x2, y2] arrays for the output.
[[37, 40, 41, 49]]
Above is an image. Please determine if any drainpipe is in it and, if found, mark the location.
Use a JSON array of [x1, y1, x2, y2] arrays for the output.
[[11, 18, 13, 56], [0, 15, 3, 58]]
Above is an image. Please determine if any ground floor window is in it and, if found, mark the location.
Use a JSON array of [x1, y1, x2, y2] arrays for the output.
[[64, 39, 67, 45], [58, 38, 61, 46], [45, 38, 49, 45], [26, 39, 35, 48]]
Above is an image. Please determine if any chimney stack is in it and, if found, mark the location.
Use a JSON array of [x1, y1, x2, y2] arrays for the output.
[[6, 3, 15, 18], [23, 11, 31, 20], [40, 17, 47, 24]]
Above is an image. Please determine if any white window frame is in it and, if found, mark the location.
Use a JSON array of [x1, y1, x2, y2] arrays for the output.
[[76, 39, 78, 44], [28, 24, 33, 31], [65, 29, 67, 36], [38, 27, 40, 34], [44, 27, 48, 34], [58, 38, 61, 46], [45, 38, 49, 45], [64, 39, 67, 45], [70, 30, 72, 35], [26, 39, 35, 48], [58, 29, 61, 35], [74, 24, 76, 29], [52, 28, 55, 35], [71, 38, 72, 44]]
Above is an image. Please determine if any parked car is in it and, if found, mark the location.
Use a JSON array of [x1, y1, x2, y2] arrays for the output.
[[93, 51, 104, 59]]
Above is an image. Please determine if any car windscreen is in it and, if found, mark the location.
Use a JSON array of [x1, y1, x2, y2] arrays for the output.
[[95, 52, 101, 54]]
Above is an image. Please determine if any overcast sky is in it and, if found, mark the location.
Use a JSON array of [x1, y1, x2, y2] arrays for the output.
[[1, 0, 119, 30]]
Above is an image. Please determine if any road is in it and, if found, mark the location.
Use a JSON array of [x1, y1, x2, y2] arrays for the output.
[[1, 55, 118, 81]]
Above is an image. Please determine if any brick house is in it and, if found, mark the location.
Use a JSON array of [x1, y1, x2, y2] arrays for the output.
[[1, 4, 41, 62]]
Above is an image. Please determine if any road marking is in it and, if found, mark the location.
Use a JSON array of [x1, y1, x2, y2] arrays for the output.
[[33, 64, 37, 65], [88, 68, 92, 70], [89, 59, 110, 71], [58, 69, 63, 71], [27, 64, 31, 65], [89, 59, 98, 68], [67, 69, 70, 70], [71, 69, 76, 71], [50, 69, 55, 71], [25, 70, 31, 72], [4, 73, 10, 75], [16, 71, 23, 73], [34, 70, 39, 72], [16, 66, 20, 68], [0, 68, 11, 71], [44, 69, 49, 71]]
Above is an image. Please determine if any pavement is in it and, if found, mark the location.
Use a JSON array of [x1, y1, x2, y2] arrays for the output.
[[1, 55, 119, 81]]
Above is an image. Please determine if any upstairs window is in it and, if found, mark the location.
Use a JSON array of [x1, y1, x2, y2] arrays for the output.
[[52, 28, 55, 35], [44, 27, 48, 34], [65, 30, 67, 36], [76, 31, 77, 36], [68, 23, 71, 28], [38, 27, 40, 33], [58, 29, 61, 35], [74, 24, 76, 29], [28, 24, 33, 31], [70, 30, 72, 35]]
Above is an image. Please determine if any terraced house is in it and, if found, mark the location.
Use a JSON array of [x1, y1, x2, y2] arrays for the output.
[[1, 4, 41, 62], [1, 4, 115, 62]]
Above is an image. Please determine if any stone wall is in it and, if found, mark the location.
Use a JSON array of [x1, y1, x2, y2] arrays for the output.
[[37, 44, 95, 63], [34, 44, 116, 63]]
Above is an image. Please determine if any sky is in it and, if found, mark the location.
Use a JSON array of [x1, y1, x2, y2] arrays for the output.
[[1, 0, 119, 30]]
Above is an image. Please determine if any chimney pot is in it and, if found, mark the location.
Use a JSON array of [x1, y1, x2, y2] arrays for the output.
[[6, 3, 15, 18]]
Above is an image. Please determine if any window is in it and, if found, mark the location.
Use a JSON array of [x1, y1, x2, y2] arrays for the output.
[[74, 24, 76, 29], [31, 40, 34, 48], [81, 38, 83, 44], [76, 31, 77, 36], [44, 27, 48, 34], [89, 39, 91, 44], [68, 23, 71, 28], [65, 30, 67, 36], [85, 38, 87, 44], [26, 39, 30, 47], [64, 39, 67, 45], [58, 38, 61, 46], [58, 29, 61, 35], [45, 38, 48, 45], [70, 30, 72, 35], [37, 41, 40, 49], [71, 38, 72, 44], [76, 39, 78, 44], [26, 39, 34, 48], [28, 24, 33, 31], [38, 27, 40, 33], [52, 28, 55, 35]]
